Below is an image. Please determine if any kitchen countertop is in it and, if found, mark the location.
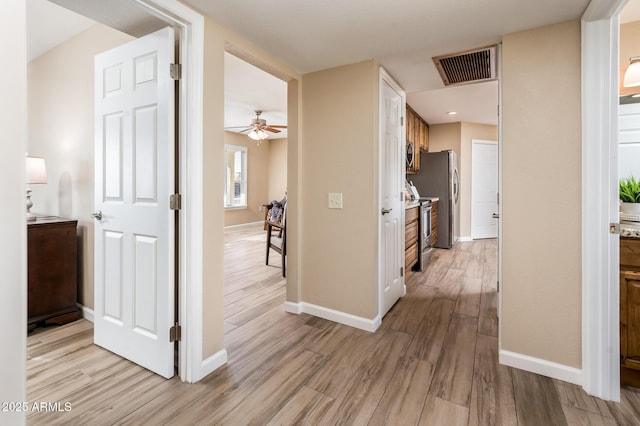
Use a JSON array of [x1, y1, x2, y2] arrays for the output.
[[420, 196, 440, 203], [405, 196, 440, 210]]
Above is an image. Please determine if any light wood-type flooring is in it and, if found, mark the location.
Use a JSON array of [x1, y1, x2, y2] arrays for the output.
[[26, 223, 640, 425]]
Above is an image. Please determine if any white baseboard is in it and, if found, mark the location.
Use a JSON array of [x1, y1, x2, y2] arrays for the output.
[[224, 220, 264, 229], [76, 303, 94, 323], [284, 301, 302, 314], [457, 236, 473, 242], [195, 349, 228, 382], [284, 301, 381, 333], [79, 301, 228, 382], [499, 349, 582, 386]]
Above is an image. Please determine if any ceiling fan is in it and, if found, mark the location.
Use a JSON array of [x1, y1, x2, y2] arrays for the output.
[[225, 110, 287, 141]]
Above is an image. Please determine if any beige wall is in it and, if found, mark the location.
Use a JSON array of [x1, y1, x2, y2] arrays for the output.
[[428, 123, 497, 239], [460, 123, 498, 239], [223, 132, 271, 226], [428, 123, 461, 238], [620, 21, 640, 97], [27, 24, 135, 309], [202, 19, 227, 360], [301, 60, 379, 319], [502, 20, 582, 367], [222, 133, 287, 227], [429, 122, 461, 154], [201, 17, 301, 359], [268, 138, 288, 202], [1, 0, 27, 417]]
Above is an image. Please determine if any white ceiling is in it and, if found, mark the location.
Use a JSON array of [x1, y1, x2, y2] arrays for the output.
[[183, 0, 595, 126], [224, 53, 288, 139], [26, 0, 95, 62], [27, 0, 640, 131]]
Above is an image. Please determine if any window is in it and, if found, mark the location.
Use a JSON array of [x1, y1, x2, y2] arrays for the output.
[[224, 144, 247, 208]]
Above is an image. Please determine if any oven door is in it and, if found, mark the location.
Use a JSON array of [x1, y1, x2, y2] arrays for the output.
[[418, 203, 433, 271], [421, 204, 432, 249]]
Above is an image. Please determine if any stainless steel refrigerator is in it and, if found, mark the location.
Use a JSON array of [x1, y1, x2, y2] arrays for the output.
[[411, 150, 459, 249]]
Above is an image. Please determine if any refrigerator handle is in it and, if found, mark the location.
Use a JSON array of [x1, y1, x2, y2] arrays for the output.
[[453, 168, 460, 204]]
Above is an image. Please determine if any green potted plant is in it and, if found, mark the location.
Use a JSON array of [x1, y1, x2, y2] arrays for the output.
[[620, 175, 640, 215]]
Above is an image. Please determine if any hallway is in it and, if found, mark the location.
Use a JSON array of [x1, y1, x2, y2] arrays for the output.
[[26, 224, 640, 424]]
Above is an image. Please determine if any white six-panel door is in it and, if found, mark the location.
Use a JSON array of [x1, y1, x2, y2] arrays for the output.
[[379, 70, 405, 317], [94, 27, 175, 379], [471, 139, 498, 240]]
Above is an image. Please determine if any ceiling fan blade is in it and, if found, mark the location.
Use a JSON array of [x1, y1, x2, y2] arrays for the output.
[[264, 127, 282, 133], [238, 127, 254, 133], [224, 125, 252, 130], [267, 125, 288, 129]]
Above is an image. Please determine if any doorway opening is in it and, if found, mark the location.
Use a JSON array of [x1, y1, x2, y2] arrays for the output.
[[471, 139, 498, 240], [618, 4, 640, 391], [25, 0, 203, 390], [221, 51, 289, 350]]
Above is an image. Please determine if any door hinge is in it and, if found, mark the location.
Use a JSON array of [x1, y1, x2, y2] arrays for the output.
[[400, 267, 404, 277], [170, 63, 182, 80], [169, 323, 181, 342], [401, 116, 405, 126], [610, 222, 620, 234], [497, 280, 500, 292], [170, 193, 182, 211]]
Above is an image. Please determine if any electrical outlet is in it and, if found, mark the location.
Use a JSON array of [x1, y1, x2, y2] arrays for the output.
[[328, 193, 343, 209]]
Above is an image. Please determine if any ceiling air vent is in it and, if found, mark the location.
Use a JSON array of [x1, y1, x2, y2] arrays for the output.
[[433, 45, 497, 86]]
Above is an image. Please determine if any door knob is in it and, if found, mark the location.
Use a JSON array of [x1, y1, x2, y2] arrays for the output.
[[381, 208, 393, 215], [492, 213, 500, 219], [91, 210, 103, 220]]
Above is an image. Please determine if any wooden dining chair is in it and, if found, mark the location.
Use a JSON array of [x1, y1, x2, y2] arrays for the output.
[[265, 203, 286, 277]]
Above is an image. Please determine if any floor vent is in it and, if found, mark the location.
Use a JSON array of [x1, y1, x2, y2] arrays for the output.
[[433, 45, 497, 86]]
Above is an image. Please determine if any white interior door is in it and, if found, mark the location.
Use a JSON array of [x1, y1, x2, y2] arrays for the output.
[[94, 27, 175, 379], [379, 69, 405, 317], [471, 139, 498, 239]]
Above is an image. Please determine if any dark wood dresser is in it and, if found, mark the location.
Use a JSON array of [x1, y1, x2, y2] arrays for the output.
[[28, 218, 80, 331]]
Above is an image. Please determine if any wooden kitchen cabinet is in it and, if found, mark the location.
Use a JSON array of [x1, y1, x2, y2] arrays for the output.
[[421, 120, 429, 152], [405, 206, 419, 270], [406, 107, 419, 174], [406, 104, 429, 174], [620, 237, 640, 386], [431, 200, 439, 247], [28, 218, 80, 331]]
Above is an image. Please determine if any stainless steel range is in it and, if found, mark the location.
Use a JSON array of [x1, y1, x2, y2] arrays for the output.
[[417, 199, 433, 271]]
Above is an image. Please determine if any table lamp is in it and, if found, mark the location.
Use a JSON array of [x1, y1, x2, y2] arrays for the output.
[[26, 156, 47, 221]]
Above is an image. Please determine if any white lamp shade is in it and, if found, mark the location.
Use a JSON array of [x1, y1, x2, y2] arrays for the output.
[[26, 156, 47, 184], [624, 58, 640, 88]]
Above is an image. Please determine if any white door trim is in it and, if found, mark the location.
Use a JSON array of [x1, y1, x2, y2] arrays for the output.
[[497, 42, 503, 358], [378, 67, 406, 320], [580, 0, 627, 401], [133, 0, 206, 383]]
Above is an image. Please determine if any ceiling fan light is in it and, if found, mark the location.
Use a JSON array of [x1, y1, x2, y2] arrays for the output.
[[248, 129, 268, 141], [624, 57, 640, 87]]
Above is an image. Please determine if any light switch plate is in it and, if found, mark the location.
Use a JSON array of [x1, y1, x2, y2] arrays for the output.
[[328, 192, 343, 209]]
